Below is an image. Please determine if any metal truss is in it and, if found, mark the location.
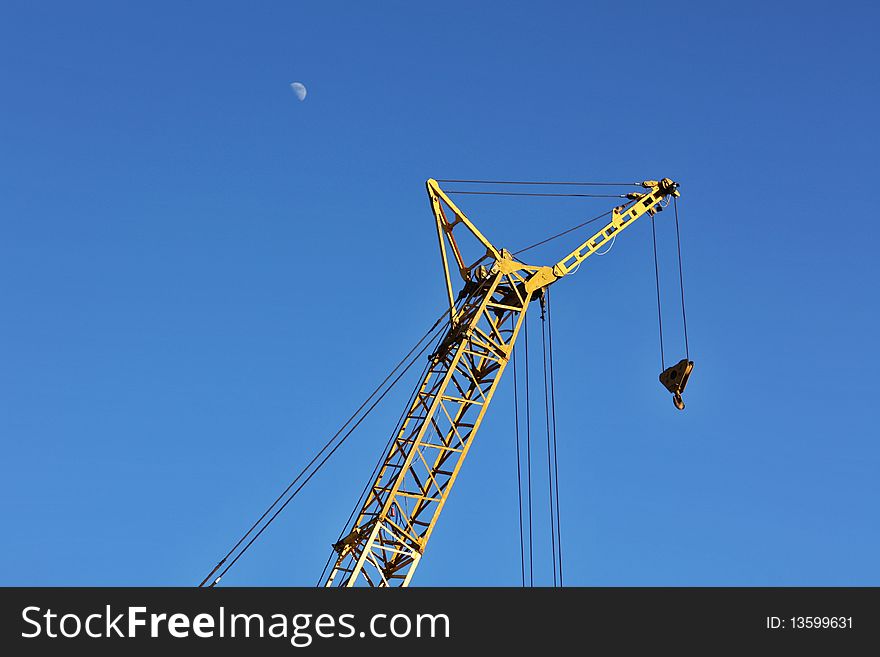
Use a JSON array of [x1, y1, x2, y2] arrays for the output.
[[325, 269, 533, 586]]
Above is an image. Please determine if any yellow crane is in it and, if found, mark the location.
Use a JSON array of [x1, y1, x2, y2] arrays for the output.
[[324, 177, 687, 587]]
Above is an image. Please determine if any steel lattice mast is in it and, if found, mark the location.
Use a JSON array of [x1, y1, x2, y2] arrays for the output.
[[324, 177, 680, 587]]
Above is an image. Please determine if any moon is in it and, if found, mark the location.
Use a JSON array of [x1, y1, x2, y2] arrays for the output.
[[290, 82, 307, 101]]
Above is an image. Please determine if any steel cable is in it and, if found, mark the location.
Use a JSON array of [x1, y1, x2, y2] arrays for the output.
[[540, 299, 557, 586], [547, 290, 563, 586], [436, 179, 639, 187], [651, 215, 665, 370], [512, 337, 526, 588], [199, 309, 451, 587], [513, 210, 614, 257], [524, 316, 534, 587], [208, 324, 447, 587], [445, 190, 625, 199], [673, 197, 690, 359]]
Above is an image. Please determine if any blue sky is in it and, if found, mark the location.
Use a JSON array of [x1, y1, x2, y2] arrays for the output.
[[1, 1, 877, 586]]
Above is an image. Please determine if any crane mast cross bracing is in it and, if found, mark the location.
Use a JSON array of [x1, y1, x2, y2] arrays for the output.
[[324, 177, 680, 587]]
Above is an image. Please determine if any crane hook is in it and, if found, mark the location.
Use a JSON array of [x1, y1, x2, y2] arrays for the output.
[[660, 359, 694, 411]]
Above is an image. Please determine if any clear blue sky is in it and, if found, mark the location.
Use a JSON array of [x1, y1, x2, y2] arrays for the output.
[[1, 1, 877, 586]]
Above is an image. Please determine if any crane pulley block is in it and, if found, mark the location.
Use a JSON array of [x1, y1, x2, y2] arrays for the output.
[[659, 358, 694, 410]]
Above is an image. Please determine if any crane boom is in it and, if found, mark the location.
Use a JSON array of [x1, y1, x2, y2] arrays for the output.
[[323, 177, 680, 587]]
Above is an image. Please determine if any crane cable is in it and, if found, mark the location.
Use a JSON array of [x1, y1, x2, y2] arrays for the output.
[[513, 291, 564, 588], [540, 290, 564, 587], [523, 315, 534, 587], [445, 190, 626, 199], [199, 308, 452, 587], [514, 210, 614, 257], [540, 295, 557, 587], [436, 178, 640, 187], [512, 334, 526, 588], [651, 214, 666, 370], [650, 198, 690, 371], [517, 306, 557, 587], [435, 180, 642, 259], [208, 316, 449, 587], [674, 197, 690, 359], [546, 289, 563, 586]]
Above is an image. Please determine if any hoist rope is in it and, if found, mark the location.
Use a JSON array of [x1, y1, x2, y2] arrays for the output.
[[513, 210, 615, 256], [512, 339, 526, 588], [523, 315, 534, 587], [445, 190, 625, 199], [199, 308, 452, 587], [210, 322, 448, 587], [436, 179, 640, 187], [546, 290, 563, 586], [651, 215, 665, 370], [540, 298, 557, 587], [651, 199, 690, 370], [673, 197, 690, 359]]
